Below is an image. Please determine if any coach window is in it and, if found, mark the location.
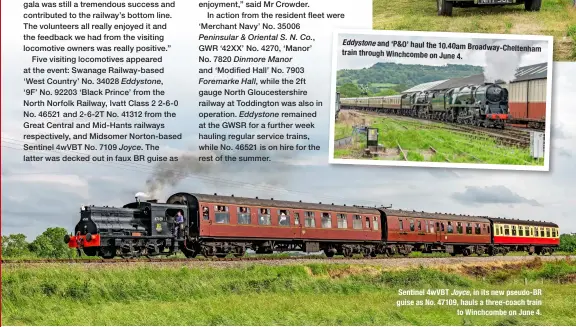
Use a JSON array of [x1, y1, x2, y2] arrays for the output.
[[430, 221, 434, 233], [410, 219, 415, 232], [457, 222, 463, 234], [447, 222, 454, 234], [540, 228, 545, 237], [373, 217, 379, 231], [365, 217, 371, 229], [519, 226, 524, 237], [512, 226, 517, 236], [465, 223, 472, 234], [322, 213, 332, 228], [237, 207, 251, 225], [294, 213, 300, 226], [399, 219, 404, 231], [441, 223, 445, 232], [546, 228, 550, 237], [552, 229, 556, 237], [304, 212, 315, 228], [487, 225, 490, 234], [417, 220, 422, 231], [258, 208, 271, 225], [202, 206, 210, 220], [215, 206, 230, 224], [353, 215, 362, 230], [337, 214, 347, 228], [475, 224, 481, 235], [278, 210, 290, 226], [504, 225, 510, 236], [425, 221, 429, 233]]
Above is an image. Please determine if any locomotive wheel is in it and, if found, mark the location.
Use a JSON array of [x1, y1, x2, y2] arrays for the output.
[[437, 0, 452, 16], [525, 0, 542, 11]]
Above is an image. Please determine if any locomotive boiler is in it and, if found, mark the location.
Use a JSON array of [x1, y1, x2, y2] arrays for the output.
[[446, 83, 509, 128]]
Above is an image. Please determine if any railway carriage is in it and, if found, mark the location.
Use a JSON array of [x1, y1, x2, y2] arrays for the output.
[[491, 218, 559, 255], [66, 193, 560, 259]]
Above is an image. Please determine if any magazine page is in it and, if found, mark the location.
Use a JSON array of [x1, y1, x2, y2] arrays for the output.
[[1, 0, 575, 326]]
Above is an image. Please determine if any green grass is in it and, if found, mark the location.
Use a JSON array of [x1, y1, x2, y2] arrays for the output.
[[334, 116, 544, 165], [334, 123, 354, 140], [373, 0, 576, 61], [2, 258, 576, 325]]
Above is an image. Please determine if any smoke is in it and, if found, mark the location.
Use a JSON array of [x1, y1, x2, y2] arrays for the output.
[[482, 40, 540, 83], [144, 139, 317, 199]]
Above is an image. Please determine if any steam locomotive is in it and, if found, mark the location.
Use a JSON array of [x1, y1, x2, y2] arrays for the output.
[[66, 192, 559, 259], [340, 83, 510, 129]]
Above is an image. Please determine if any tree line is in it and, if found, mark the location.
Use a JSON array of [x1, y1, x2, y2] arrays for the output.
[[2, 228, 576, 258]]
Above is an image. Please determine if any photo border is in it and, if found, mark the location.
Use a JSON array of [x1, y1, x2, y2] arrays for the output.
[[328, 29, 553, 172]]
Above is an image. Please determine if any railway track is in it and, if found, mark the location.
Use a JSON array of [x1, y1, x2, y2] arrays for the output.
[[347, 110, 531, 147], [2, 255, 571, 265]]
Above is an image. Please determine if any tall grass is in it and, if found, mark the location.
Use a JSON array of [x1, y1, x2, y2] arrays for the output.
[[3, 259, 576, 325]]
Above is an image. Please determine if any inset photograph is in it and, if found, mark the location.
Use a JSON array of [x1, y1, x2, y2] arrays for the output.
[[329, 30, 552, 171], [373, 0, 576, 61]]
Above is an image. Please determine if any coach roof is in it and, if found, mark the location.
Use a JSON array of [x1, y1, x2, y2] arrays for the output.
[[383, 209, 492, 223], [489, 217, 558, 228]]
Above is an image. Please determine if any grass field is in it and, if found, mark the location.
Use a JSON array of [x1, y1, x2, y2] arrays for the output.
[[3, 258, 575, 325], [333, 113, 544, 165], [373, 0, 576, 61]]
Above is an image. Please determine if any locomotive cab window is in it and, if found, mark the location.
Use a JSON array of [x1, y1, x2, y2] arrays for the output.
[[322, 213, 332, 228], [373, 217, 379, 231], [353, 215, 362, 230], [258, 208, 271, 225], [237, 207, 251, 225], [202, 206, 210, 220], [409, 219, 415, 232], [447, 222, 453, 234], [466, 223, 472, 235], [214, 206, 230, 224], [278, 210, 290, 226], [304, 212, 315, 228], [337, 214, 347, 229]]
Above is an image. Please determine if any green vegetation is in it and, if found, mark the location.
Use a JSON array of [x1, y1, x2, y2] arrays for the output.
[[373, 0, 576, 62], [336, 62, 482, 91], [1, 228, 76, 259], [559, 234, 576, 253], [334, 115, 544, 166], [3, 258, 576, 325]]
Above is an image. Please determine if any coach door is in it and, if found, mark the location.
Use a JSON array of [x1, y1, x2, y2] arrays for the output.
[[435, 221, 442, 243]]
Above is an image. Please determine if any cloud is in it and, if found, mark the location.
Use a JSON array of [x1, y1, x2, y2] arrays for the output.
[[451, 185, 541, 207]]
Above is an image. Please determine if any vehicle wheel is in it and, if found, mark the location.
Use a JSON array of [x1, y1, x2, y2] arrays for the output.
[[525, 0, 541, 11], [437, 0, 453, 16], [324, 250, 335, 258]]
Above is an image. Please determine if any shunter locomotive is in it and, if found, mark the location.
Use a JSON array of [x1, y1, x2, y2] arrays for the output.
[[66, 192, 560, 259]]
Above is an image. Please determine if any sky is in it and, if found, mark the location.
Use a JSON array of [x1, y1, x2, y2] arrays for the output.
[[1, 0, 575, 239], [336, 33, 550, 71]]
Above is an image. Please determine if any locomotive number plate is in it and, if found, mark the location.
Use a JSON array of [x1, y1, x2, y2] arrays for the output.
[[477, 0, 514, 4]]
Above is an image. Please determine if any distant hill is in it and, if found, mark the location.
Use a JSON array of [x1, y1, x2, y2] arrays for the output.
[[336, 63, 483, 92]]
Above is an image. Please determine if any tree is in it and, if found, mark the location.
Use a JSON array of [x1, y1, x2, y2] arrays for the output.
[[337, 83, 364, 98], [29, 227, 76, 258], [1, 234, 32, 258], [559, 234, 576, 253]]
